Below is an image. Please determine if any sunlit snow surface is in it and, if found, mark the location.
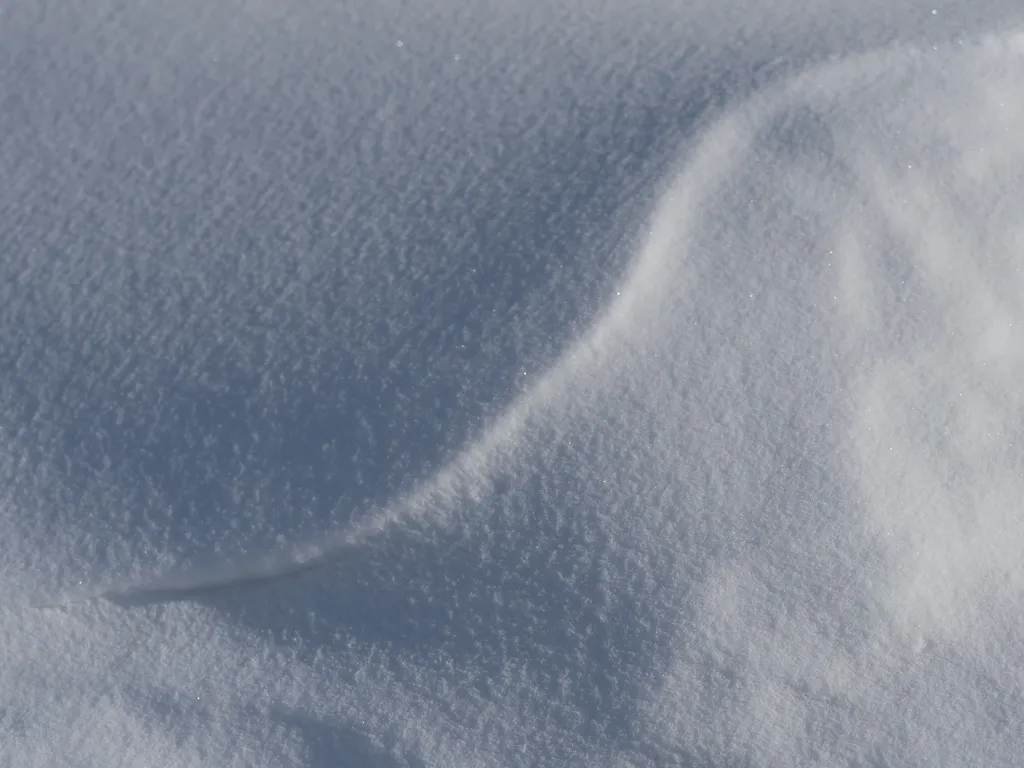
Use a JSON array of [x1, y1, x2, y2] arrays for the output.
[[3, 1, 1024, 765]]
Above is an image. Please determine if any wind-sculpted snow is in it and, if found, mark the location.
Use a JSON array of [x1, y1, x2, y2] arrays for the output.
[[3, 1, 1024, 765], [1, 0, 665, 604]]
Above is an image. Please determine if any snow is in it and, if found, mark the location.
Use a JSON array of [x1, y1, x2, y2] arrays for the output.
[[2, 0, 1024, 765]]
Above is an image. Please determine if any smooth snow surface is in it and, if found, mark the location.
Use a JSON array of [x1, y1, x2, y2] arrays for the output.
[[3, 1, 1024, 765]]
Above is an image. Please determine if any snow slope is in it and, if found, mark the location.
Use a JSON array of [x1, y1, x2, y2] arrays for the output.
[[2, 0, 1024, 765]]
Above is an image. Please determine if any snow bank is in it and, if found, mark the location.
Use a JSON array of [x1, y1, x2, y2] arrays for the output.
[[2, 0, 1023, 765]]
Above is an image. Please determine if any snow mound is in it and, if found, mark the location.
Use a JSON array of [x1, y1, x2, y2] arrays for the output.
[[3, 7, 1024, 767]]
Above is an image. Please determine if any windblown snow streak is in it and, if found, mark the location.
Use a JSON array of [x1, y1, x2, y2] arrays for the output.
[[2, 1, 1024, 765]]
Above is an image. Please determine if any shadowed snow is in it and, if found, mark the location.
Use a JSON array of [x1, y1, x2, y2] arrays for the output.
[[2, 1, 1024, 766]]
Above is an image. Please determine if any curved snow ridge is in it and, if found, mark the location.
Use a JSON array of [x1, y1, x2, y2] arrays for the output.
[[70, 32, 1024, 628], [627, 34, 1024, 766]]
